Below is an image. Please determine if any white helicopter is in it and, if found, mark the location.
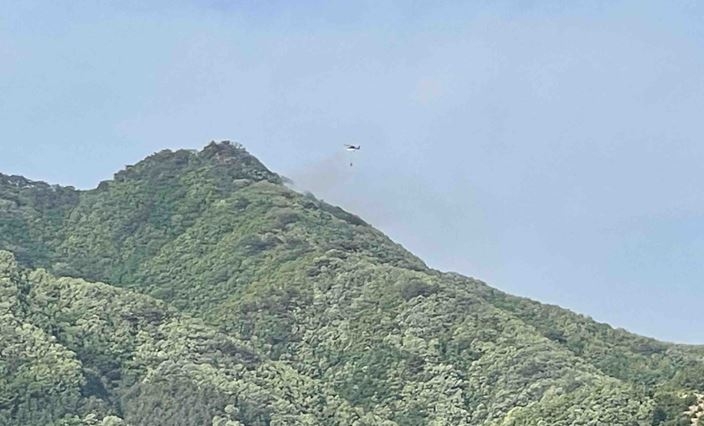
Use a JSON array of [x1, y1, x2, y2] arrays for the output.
[[344, 145, 360, 166]]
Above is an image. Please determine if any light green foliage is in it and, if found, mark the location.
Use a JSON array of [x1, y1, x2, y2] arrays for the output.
[[0, 254, 85, 425], [0, 141, 702, 425]]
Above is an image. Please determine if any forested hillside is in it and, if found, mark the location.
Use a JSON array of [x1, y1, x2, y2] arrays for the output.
[[1, 141, 702, 425]]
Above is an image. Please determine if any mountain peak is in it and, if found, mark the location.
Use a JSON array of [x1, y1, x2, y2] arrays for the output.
[[200, 139, 246, 159], [108, 141, 280, 189], [199, 140, 281, 183]]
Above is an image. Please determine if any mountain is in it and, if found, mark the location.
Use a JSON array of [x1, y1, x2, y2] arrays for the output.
[[1, 141, 702, 426]]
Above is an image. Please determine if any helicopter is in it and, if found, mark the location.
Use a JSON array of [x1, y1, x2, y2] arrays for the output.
[[344, 144, 360, 166]]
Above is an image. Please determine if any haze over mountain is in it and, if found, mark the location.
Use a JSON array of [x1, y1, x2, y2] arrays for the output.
[[1, 142, 703, 425]]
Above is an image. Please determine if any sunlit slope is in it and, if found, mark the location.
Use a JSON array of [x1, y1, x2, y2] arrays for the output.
[[1, 251, 369, 425], [1, 141, 702, 425]]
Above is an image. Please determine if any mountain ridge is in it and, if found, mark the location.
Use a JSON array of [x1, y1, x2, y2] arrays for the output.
[[1, 141, 702, 425]]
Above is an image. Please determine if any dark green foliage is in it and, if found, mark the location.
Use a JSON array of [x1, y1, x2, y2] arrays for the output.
[[0, 174, 79, 267], [398, 278, 439, 301], [650, 392, 697, 425], [120, 376, 230, 426], [1, 142, 703, 425]]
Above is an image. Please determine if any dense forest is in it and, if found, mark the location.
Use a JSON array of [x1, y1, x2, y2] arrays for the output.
[[1, 141, 702, 425]]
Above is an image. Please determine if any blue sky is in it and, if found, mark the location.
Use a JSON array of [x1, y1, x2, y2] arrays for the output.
[[1, 0, 703, 343]]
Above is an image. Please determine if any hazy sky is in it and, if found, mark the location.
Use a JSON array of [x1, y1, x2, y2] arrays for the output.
[[2, 0, 703, 343]]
